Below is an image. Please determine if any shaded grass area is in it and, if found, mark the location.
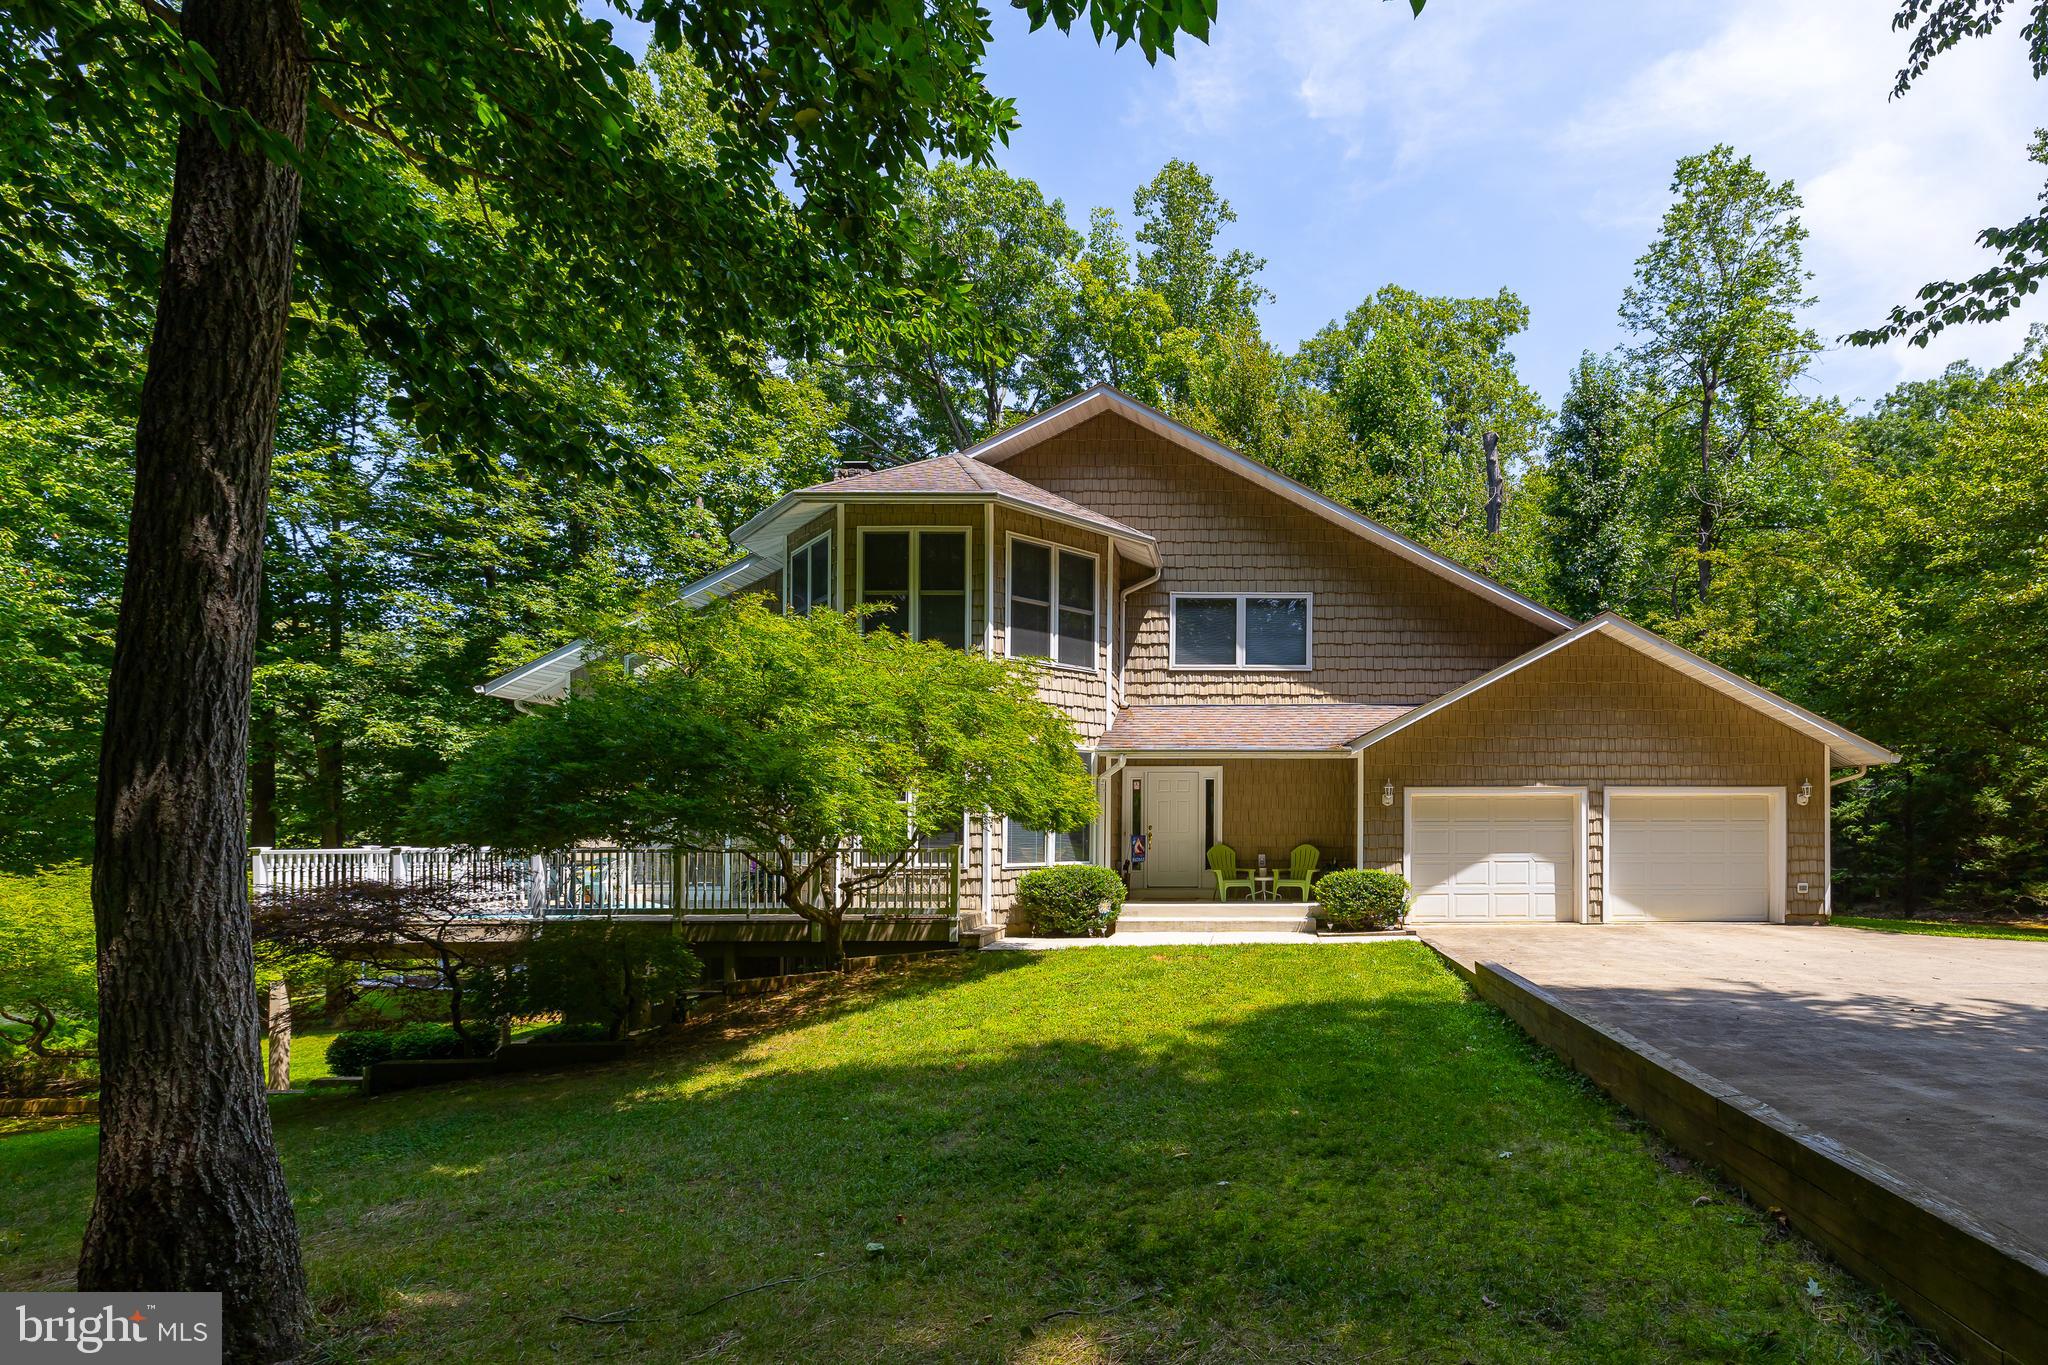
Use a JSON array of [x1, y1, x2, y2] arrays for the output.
[[0, 946, 1930, 1362], [1835, 915, 2048, 942]]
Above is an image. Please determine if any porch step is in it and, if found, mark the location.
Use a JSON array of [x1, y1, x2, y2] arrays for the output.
[[1117, 903, 1315, 934]]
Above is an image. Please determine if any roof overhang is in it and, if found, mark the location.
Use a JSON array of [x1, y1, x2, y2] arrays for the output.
[[727, 488, 1159, 576], [680, 553, 779, 608], [475, 639, 588, 704], [1346, 613, 1900, 768], [959, 385, 1576, 635]]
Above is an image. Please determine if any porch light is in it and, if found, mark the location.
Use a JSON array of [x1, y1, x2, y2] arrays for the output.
[[1796, 779, 1812, 806], [1381, 779, 1394, 808]]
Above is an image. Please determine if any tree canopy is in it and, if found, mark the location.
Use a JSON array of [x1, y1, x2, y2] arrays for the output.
[[419, 596, 1098, 960]]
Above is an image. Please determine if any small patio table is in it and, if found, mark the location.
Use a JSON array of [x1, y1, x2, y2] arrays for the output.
[[1250, 870, 1279, 901]]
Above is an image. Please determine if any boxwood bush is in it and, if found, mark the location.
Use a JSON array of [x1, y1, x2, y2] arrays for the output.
[[326, 1022, 474, 1076], [1313, 869, 1410, 931], [1016, 865, 1126, 936]]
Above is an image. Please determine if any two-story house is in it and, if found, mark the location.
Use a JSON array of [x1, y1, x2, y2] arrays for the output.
[[479, 385, 1896, 932]]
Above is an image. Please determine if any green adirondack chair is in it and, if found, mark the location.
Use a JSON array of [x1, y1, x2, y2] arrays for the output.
[[1207, 844, 1254, 902], [1275, 843, 1320, 901]]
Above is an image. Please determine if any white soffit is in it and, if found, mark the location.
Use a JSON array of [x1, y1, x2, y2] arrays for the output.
[[475, 638, 588, 703]]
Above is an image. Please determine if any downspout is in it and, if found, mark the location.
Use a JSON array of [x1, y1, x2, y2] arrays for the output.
[[1354, 748, 1365, 871], [983, 502, 995, 659], [1829, 765, 1868, 788], [1115, 555, 1162, 712]]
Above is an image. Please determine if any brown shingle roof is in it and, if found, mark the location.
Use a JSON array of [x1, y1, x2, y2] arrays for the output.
[[800, 455, 1151, 542], [1100, 704, 1413, 752]]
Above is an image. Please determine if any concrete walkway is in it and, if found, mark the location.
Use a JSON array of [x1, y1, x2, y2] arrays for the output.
[[986, 928, 1412, 950], [1419, 922, 2048, 1259]]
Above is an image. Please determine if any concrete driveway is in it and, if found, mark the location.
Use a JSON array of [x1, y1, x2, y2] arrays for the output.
[[1419, 922, 2048, 1259]]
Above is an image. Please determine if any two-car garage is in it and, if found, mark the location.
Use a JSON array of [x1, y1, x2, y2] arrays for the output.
[[1405, 788, 1782, 924]]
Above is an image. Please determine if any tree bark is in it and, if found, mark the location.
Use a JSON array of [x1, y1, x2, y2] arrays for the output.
[[264, 982, 292, 1093], [1697, 375, 1716, 603], [314, 730, 343, 846], [79, 0, 314, 1358], [249, 714, 277, 847]]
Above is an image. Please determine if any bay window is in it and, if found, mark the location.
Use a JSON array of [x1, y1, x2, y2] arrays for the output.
[[858, 529, 970, 649], [787, 531, 833, 615], [1007, 536, 1098, 671]]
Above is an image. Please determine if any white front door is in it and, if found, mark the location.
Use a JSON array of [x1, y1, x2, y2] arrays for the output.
[[1138, 769, 1205, 890], [1607, 791, 1774, 922], [1407, 792, 1579, 922]]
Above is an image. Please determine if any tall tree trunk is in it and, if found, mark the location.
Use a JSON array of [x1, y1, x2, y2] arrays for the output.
[[249, 714, 277, 847], [314, 730, 343, 846], [264, 982, 292, 1093], [1696, 375, 1716, 603], [79, 0, 314, 1358]]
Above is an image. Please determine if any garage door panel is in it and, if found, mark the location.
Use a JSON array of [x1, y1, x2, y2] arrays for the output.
[[1408, 794, 1577, 923], [1608, 792, 1773, 922]]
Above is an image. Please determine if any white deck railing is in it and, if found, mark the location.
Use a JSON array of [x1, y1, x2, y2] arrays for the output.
[[250, 843, 960, 921]]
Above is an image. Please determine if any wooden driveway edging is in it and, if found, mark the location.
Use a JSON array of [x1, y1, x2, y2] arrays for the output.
[[1444, 950, 2048, 1365]]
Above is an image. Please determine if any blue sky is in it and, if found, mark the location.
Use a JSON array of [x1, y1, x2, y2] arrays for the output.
[[610, 0, 2045, 408]]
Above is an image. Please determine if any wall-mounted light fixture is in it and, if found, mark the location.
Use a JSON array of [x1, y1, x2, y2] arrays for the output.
[[1381, 779, 1395, 808], [1796, 779, 1812, 806]]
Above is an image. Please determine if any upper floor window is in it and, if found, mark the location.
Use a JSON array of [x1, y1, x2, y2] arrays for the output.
[[859, 528, 969, 649], [1007, 536, 1098, 671], [787, 531, 833, 616], [1170, 593, 1311, 670]]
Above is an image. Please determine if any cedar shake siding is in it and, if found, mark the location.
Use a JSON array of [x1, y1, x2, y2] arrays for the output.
[[996, 412, 1556, 705], [1359, 632, 1830, 922]]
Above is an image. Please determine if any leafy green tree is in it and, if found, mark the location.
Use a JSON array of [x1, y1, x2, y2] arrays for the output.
[[0, 385, 132, 870], [6, 0, 1210, 1348], [1541, 353, 1654, 618], [1298, 286, 1548, 542], [1679, 354, 2048, 915], [0, 864, 98, 1072], [1851, 2, 2047, 345], [1621, 145, 1821, 603], [821, 162, 1090, 457], [1071, 207, 1176, 402], [418, 596, 1097, 964]]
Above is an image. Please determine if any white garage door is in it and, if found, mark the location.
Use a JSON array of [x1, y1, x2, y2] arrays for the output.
[[1607, 792, 1773, 922], [1408, 793, 1577, 922]]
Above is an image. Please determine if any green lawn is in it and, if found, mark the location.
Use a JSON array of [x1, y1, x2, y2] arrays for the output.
[[1834, 914, 2048, 942], [0, 945, 1926, 1362]]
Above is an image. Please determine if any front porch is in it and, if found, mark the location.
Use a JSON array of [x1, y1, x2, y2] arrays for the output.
[[1101, 752, 1360, 904]]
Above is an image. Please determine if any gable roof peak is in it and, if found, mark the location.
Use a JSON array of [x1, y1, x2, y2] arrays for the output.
[[961, 385, 1578, 634]]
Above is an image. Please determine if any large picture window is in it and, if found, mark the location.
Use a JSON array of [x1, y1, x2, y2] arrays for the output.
[[859, 529, 970, 649], [787, 531, 833, 615], [1170, 593, 1311, 669], [1007, 536, 1098, 671]]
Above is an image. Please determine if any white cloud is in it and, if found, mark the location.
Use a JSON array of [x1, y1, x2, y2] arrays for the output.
[[1560, 0, 2041, 389], [1136, 0, 2044, 395]]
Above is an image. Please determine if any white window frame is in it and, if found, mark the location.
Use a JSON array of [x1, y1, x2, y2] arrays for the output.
[[1004, 533, 1100, 674], [785, 530, 834, 616], [1003, 748, 1097, 869], [1168, 592, 1314, 671], [856, 526, 973, 648]]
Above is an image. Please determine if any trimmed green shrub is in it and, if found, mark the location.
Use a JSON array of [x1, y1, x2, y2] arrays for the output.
[[328, 1022, 474, 1075], [326, 1030, 397, 1076], [388, 1022, 472, 1060], [1313, 869, 1410, 931], [521, 1020, 611, 1044], [1017, 865, 1126, 936]]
